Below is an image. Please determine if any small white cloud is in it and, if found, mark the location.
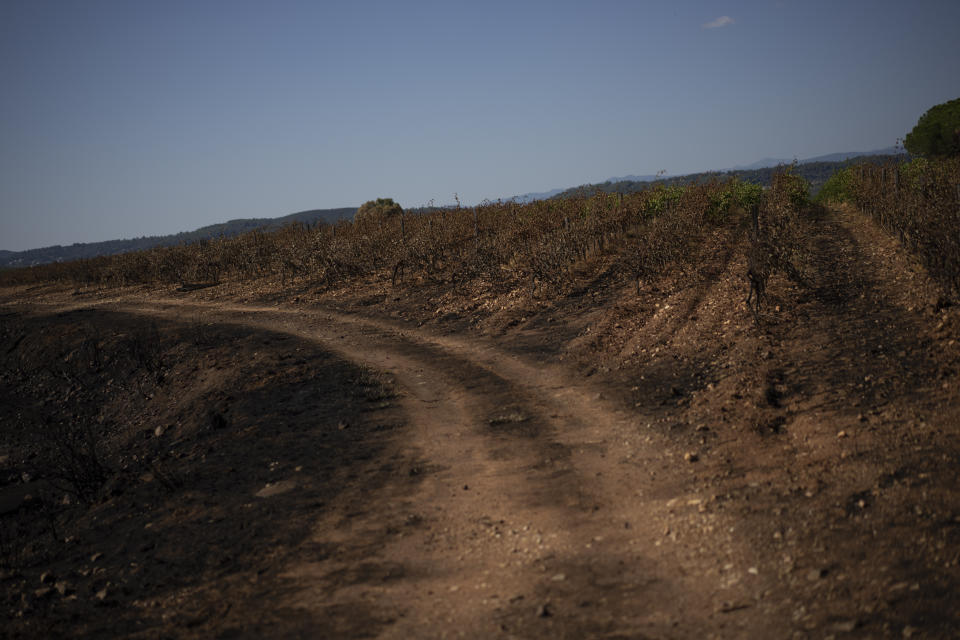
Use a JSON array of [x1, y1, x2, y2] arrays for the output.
[[703, 16, 735, 29]]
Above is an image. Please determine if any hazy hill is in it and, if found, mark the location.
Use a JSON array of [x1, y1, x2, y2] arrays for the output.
[[604, 173, 666, 183], [0, 208, 356, 269], [511, 148, 904, 204], [730, 147, 903, 170], [557, 153, 908, 199], [802, 146, 903, 164], [507, 187, 566, 204]]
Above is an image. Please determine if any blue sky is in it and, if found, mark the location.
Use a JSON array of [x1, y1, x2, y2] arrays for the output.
[[1, 0, 958, 251]]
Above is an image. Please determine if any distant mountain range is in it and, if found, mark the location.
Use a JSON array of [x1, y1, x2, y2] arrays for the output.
[[603, 173, 666, 184], [510, 147, 904, 203], [0, 208, 355, 270], [509, 175, 669, 204], [507, 188, 566, 204], [555, 150, 909, 200], [2, 147, 909, 270], [728, 146, 904, 171]]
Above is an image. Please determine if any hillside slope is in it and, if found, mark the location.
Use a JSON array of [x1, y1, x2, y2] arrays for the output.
[[0, 207, 356, 269], [1, 203, 958, 638]]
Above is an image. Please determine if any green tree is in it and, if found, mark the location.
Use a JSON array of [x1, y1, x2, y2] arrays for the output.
[[815, 167, 853, 204], [904, 98, 960, 158], [355, 197, 403, 223]]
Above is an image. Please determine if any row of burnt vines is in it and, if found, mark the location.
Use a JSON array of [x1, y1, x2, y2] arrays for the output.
[[849, 158, 960, 300], [1, 180, 766, 299], [745, 171, 814, 321]]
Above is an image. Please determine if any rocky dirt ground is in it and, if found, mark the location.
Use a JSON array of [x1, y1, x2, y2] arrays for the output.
[[1, 205, 959, 638]]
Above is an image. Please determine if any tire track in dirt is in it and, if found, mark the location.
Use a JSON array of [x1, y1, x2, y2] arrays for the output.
[[22, 296, 785, 637]]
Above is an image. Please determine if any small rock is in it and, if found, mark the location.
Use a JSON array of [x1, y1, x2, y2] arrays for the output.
[[255, 479, 297, 498], [34, 587, 54, 599], [550, 573, 566, 582], [806, 568, 827, 581], [903, 625, 918, 638], [537, 602, 553, 618], [489, 412, 528, 425], [54, 581, 73, 596], [837, 430, 847, 438], [337, 421, 349, 430], [717, 601, 750, 613], [90, 552, 103, 563], [39, 571, 55, 584], [831, 619, 858, 632], [95, 587, 109, 602], [684, 452, 699, 463], [154, 425, 165, 437]]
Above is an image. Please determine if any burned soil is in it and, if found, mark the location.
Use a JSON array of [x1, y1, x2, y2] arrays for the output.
[[2, 205, 960, 638]]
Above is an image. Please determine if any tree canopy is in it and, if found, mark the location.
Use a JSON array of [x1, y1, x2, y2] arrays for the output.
[[904, 98, 960, 158], [355, 198, 403, 223]]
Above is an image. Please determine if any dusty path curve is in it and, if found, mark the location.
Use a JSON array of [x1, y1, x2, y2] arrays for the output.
[[63, 297, 779, 638]]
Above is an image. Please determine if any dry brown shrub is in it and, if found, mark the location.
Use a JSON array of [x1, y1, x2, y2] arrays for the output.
[[850, 158, 960, 300]]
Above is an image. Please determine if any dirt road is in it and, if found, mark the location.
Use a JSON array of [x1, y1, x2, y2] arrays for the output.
[[78, 298, 773, 638]]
